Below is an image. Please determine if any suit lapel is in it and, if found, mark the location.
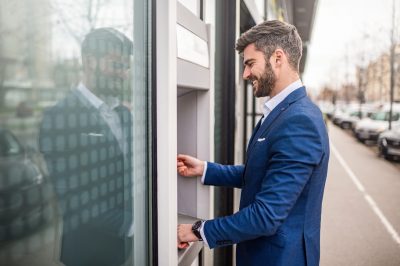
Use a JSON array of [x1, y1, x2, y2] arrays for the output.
[[71, 88, 122, 152], [247, 116, 263, 151], [70, 89, 108, 130], [247, 87, 307, 155], [114, 105, 132, 142]]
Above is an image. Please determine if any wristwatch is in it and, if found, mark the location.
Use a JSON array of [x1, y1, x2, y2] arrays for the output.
[[192, 220, 204, 241]]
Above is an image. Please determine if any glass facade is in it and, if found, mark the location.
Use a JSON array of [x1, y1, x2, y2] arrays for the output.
[[0, 0, 151, 265]]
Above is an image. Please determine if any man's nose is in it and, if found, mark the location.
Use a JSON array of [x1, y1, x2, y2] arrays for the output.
[[242, 67, 251, 80]]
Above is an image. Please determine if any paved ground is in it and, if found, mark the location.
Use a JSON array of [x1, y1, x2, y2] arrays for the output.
[[321, 122, 400, 266]]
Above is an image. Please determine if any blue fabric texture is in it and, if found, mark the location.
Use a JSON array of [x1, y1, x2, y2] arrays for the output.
[[203, 87, 329, 266]]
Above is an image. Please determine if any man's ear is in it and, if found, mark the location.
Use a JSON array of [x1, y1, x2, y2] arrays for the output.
[[83, 55, 97, 71], [272, 49, 285, 67]]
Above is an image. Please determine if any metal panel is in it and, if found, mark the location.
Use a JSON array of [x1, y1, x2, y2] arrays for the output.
[[177, 91, 198, 218], [156, 0, 178, 265], [177, 59, 210, 90], [177, 24, 209, 68], [177, 2, 208, 41]]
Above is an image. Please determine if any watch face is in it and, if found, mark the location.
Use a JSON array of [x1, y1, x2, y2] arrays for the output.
[[192, 220, 203, 241], [192, 220, 202, 230]]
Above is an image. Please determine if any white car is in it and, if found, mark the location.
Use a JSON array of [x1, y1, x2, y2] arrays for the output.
[[332, 103, 376, 129], [354, 111, 400, 142]]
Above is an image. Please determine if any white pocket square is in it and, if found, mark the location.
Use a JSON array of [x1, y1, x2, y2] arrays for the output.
[[257, 137, 266, 142]]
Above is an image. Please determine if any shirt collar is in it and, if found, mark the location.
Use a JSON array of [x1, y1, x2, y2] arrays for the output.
[[76, 82, 120, 110], [263, 79, 303, 117], [76, 82, 104, 109]]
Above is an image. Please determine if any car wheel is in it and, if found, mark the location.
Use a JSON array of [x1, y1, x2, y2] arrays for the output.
[[378, 142, 386, 157], [384, 154, 394, 161], [341, 122, 350, 129], [356, 135, 365, 143], [378, 139, 392, 160]]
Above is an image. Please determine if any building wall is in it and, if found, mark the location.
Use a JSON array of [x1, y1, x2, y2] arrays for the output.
[[362, 44, 400, 103]]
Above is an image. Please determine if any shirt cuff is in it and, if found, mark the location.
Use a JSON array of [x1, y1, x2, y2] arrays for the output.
[[199, 220, 209, 247], [200, 161, 207, 184]]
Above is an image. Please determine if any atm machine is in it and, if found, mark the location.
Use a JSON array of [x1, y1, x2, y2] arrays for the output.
[[176, 2, 213, 266]]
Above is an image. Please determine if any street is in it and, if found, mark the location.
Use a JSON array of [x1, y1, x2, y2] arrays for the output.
[[321, 122, 400, 266]]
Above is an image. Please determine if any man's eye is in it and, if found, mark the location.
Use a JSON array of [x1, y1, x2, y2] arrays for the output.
[[248, 62, 254, 68]]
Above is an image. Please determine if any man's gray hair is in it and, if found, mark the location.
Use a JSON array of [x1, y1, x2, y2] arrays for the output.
[[236, 20, 303, 72]]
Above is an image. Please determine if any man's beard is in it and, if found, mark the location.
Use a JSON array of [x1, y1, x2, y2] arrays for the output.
[[253, 61, 276, 98], [93, 72, 124, 97]]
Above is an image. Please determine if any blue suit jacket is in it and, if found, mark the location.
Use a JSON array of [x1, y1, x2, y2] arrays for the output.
[[203, 87, 329, 266]]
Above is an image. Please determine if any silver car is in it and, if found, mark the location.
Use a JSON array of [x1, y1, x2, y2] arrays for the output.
[[378, 123, 400, 160], [354, 111, 400, 143], [0, 128, 53, 241]]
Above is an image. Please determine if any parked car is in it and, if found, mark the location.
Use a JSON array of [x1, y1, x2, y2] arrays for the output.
[[331, 109, 347, 126], [353, 111, 400, 143], [334, 110, 365, 129], [378, 123, 400, 160], [332, 104, 376, 130], [330, 102, 352, 123], [0, 128, 53, 241], [317, 101, 335, 120]]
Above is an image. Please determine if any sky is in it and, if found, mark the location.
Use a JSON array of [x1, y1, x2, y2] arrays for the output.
[[51, 0, 133, 60], [302, 0, 399, 95]]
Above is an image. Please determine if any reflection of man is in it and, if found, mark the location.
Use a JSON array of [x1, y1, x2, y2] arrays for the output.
[[177, 20, 329, 266], [39, 28, 133, 266]]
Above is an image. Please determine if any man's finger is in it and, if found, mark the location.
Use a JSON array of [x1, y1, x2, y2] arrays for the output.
[[177, 154, 190, 162], [177, 242, 189, 249]]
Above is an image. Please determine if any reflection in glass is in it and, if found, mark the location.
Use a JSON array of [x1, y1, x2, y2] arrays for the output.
[[39, 28, 134, 266], [0, 0, 150, 265]]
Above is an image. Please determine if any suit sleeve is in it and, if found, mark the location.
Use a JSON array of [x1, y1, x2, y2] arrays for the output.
[[203, 162, 245, 189], [203, 114, 325, 248]]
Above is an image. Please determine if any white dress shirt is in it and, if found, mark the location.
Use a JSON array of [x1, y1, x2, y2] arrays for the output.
[[261, 79, 303, 124]]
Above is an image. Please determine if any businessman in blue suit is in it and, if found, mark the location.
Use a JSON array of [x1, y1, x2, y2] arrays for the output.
[[177, 20, 329, 266]]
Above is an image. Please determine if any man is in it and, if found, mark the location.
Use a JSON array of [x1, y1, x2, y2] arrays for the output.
[[39, 28, 133, 266], [177, 20, 329, 266]]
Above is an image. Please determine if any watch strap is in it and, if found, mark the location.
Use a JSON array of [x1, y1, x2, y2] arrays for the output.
[[192, 220, 204, 241]]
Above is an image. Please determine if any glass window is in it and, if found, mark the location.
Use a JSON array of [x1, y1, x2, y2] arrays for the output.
[[0, 0, 151, 265], [371, 111, 387, 121], [392, 112, 400, 121]]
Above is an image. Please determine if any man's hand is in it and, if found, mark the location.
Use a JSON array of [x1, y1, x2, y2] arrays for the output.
[[177, 154, 204, 177], [177, 224, 199, 249]]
